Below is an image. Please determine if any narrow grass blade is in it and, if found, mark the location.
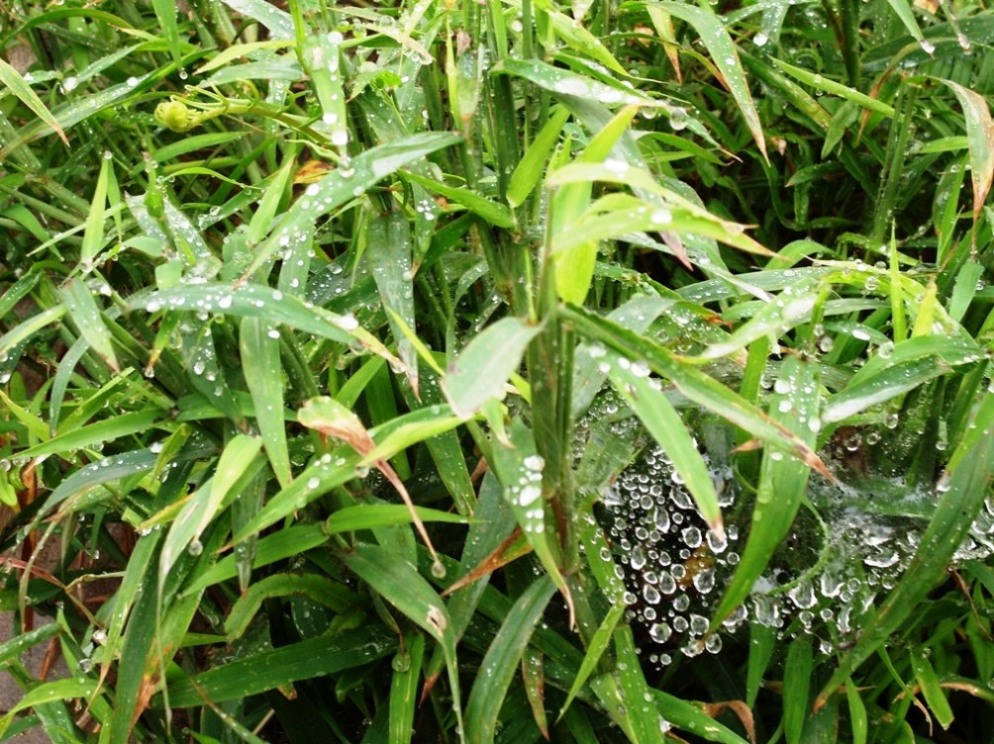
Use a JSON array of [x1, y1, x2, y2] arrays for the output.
[[325, 504, 468, 534], [655, 1, 767, 161], [815, 430, 994, 710], [390, 632, 425, 744], [591, 628, 661, 743], [346, 543, 464, 737], [771, 58, 894, 116], [298, 396, 441, 564], [559, 600, 626, 720], [823, 335, 982, 424], [224, 574, 355, 641], [58, 279, 119, 372], [747, 622, 777, 708], [784, 636, 813, 743], [494, 58, 662, 108], [698, 283, 818, 360], [489, 420, 574, 625], [231, 448, 356, 540], [367, 211, 419, 394], [403, 171, 515, 228], [911, 652, 955, 730], [164, 626, 396, 707], [301, 31, 348, 152], [159, 434, 264, 591], [152, 0, 182, 65], [562, 304, 830, 475], [80, 155, 113, 265], [240, 317, 291, 487], [711, 356, 820, 628], [131, 283, 398, 365], [886, 0, 928, 46], [937, 79, 994, 225], [550, 106, 639, 305], [508, 106, 571, 208], [0, 680, 96, 735], [15, 411, 159, 460], [0, 624, 60, 665], [183, 524, 327, 596], [522, 649, 549, 739], [442, 316, 543, 419], [246, 132, 461, 277], [654, 690, 750, 744], [0, 57, 68, 147], [846, 679, 868, 744], [465, 576, 556, 743], [607, 354, 722, 534]]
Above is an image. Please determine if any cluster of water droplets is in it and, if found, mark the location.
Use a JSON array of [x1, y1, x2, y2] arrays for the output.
[[600, 444, 741, 665], [601, 429, 994, 661]]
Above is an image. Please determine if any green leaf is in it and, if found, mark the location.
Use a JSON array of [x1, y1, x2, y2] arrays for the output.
[[784, 636, 813, 743], [326, 504, 469, 534], [607, 354, 722, 534], [936, 78, 994, 224], [225, 574, 355, 640], [771, 58, 894, 116], [58, 278, 119, 372], [443, 316, 543, 419], [15, 411, 160, 461], [562, 304, 830, 476], [389, 633, 425, 744], [911, 652, 955, 730], [0, 57, 68, 148], [183, 524, 328, 596], [240, 317, 292, 488], [80, 156, 113, 265], [131, 282, 398, 364], [163, 627, 396, 707], [367, 210, 419, 394], [402, 171, 515, 228], [494, 58, 663, 108], [559, 600, 626, 720], [159, 434, 264, 591], [712, 356, 820, 627], [654, 1, 767, 161], [245, 132, 461, 277], [345, 543, 464, 737], [0, 679, 96, 735], [845, 679, 868, 744], [508, 106, 571, 208], [465, 576, 556, 743]]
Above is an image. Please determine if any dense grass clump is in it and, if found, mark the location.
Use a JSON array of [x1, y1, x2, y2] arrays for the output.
[[2, 0, 994, 741]]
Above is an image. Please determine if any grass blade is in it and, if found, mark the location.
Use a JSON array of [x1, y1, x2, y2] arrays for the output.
[[655, 1, 768, 161], [58, 278, 119, 372], [163, 626, 396, 707], [465, 576, 556, 743], [607, 354, 722, 534], [240, 317, 292, 488], [443, 317, 543, 419], [711, 356, 821, 627], [0, 57, 68, 148], [345, 543, 465, 738], [245, 132, 461, 277], [935, 78, 994, 226]]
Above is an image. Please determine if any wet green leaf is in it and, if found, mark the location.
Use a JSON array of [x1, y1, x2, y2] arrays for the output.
[[465, 576, 556, 742], [443, 317, 543, 419]]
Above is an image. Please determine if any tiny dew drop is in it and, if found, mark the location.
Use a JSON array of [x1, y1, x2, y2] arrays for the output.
[[431, 560, 447, 579]]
